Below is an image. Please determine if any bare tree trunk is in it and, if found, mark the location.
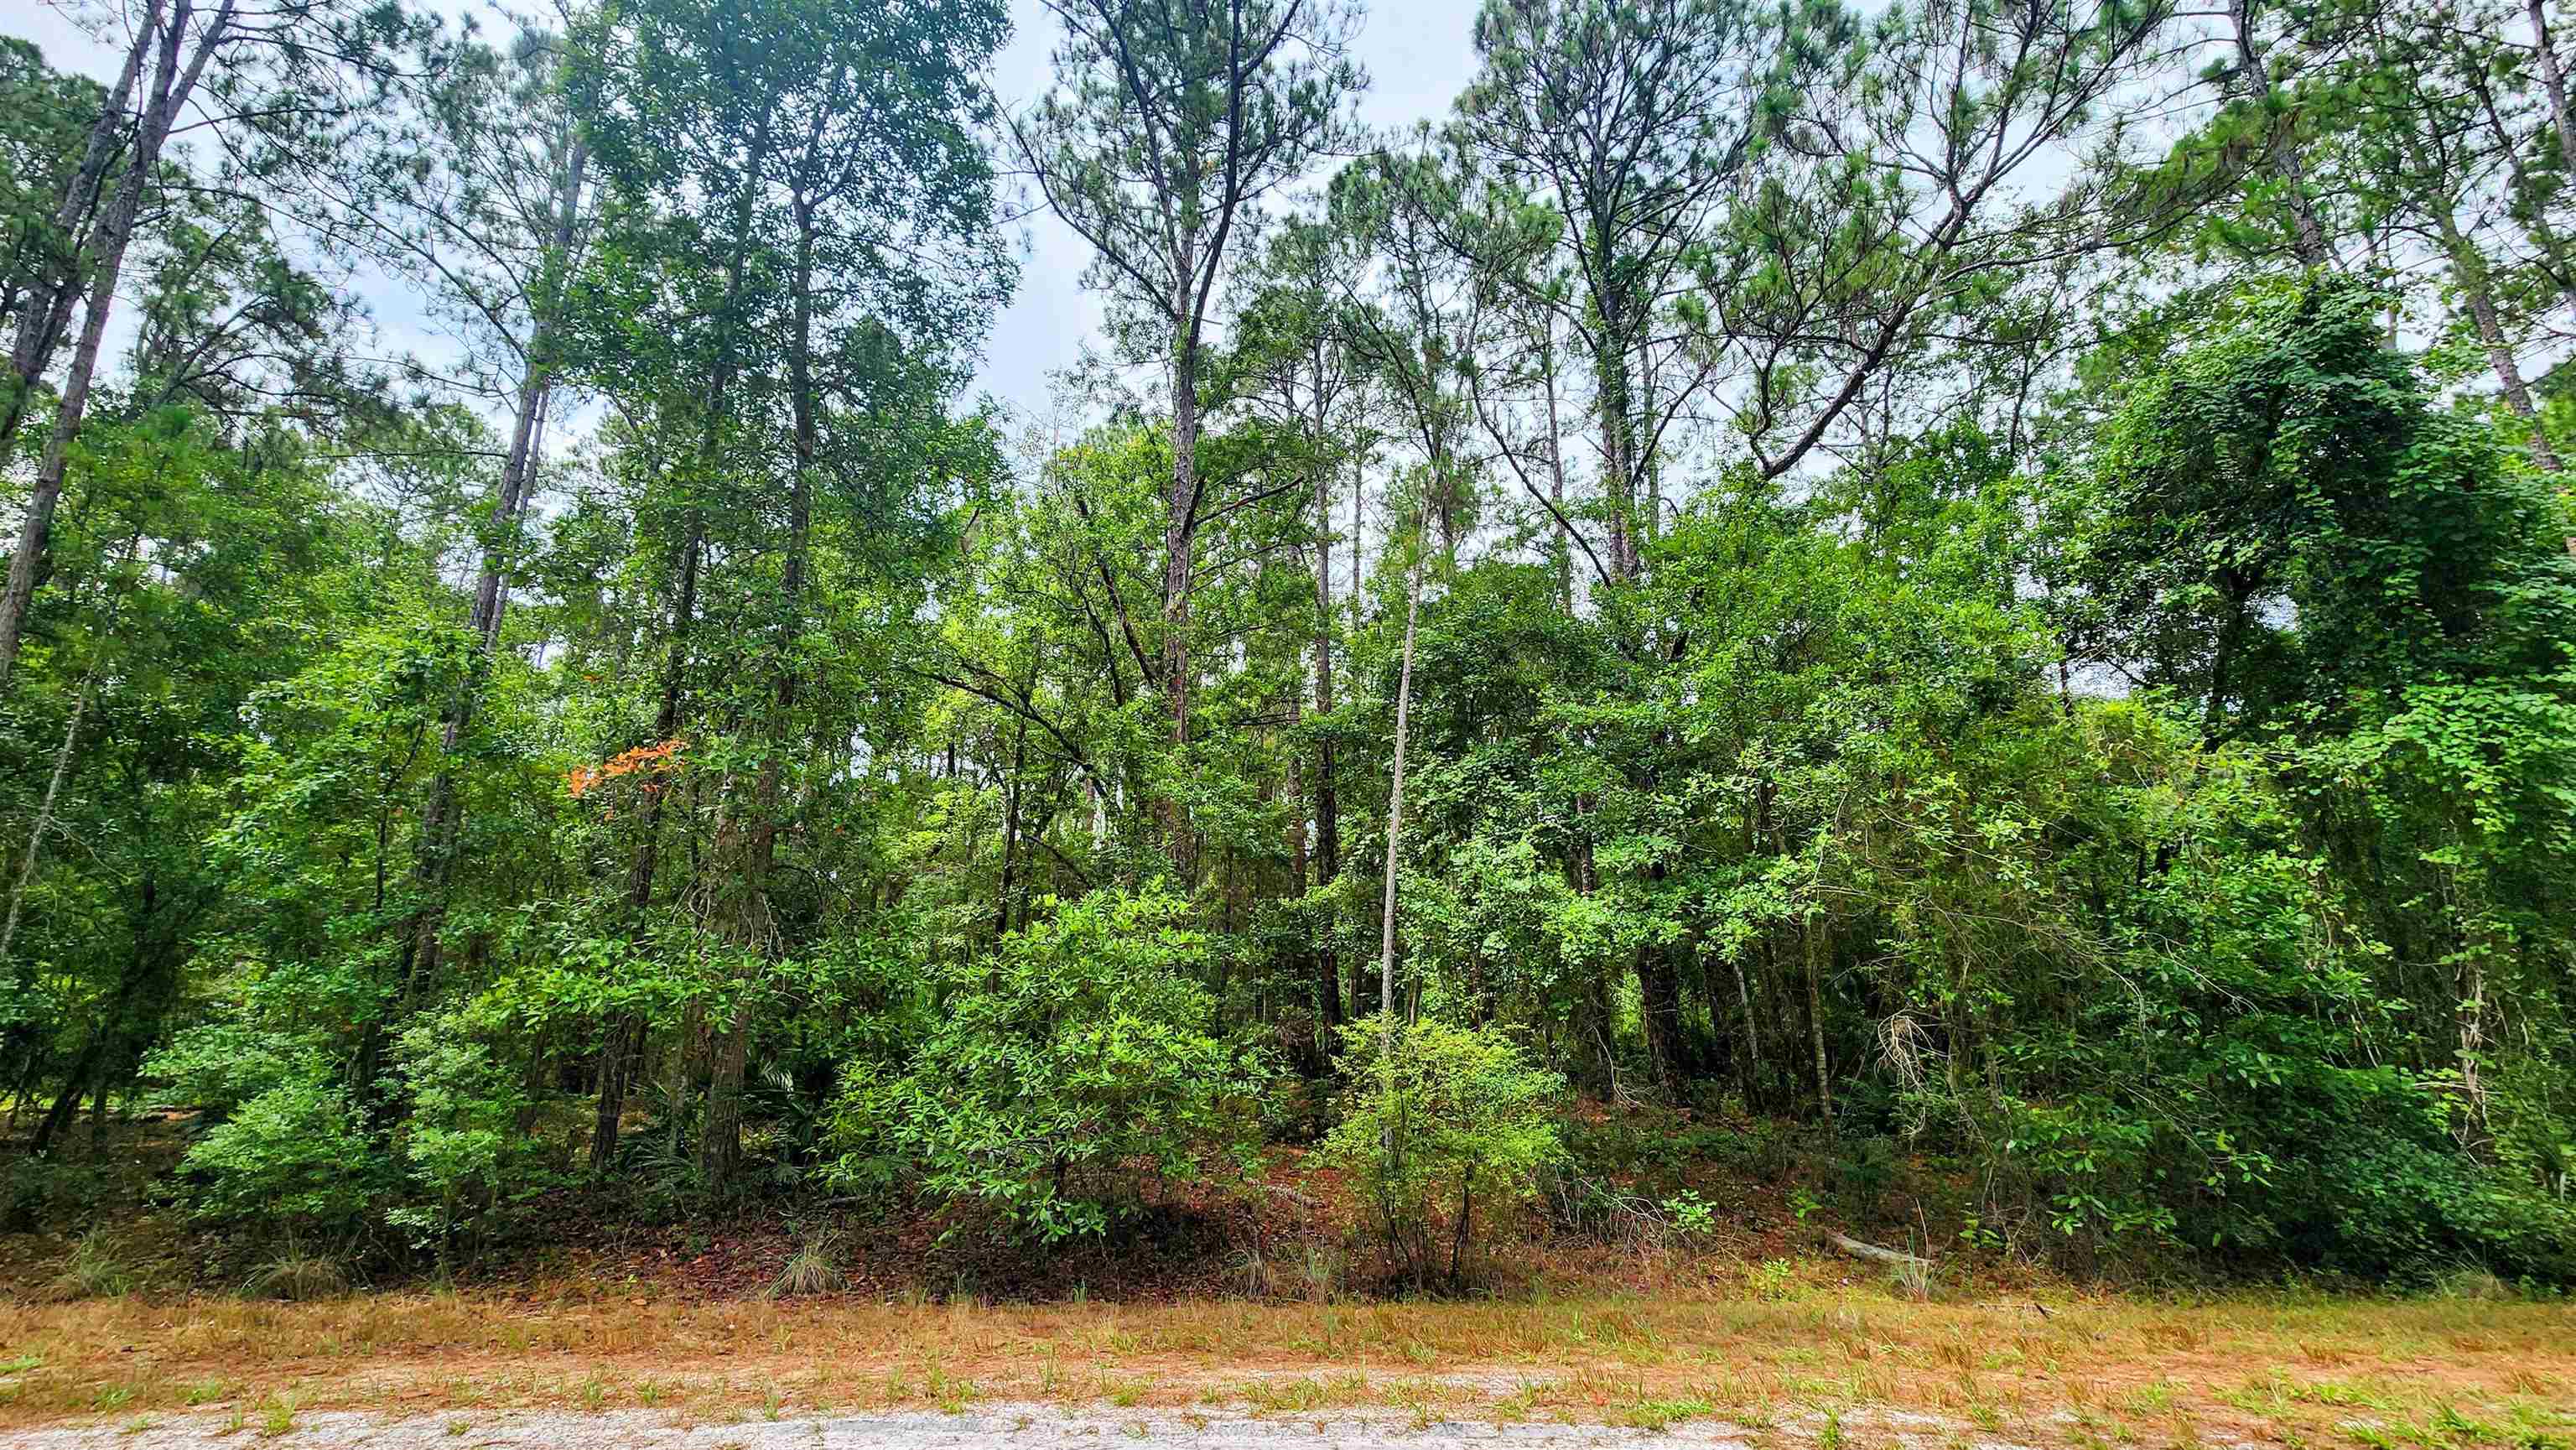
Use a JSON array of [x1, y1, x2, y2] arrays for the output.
[[1593, 330, 1641, 585], [1731, 951, 1763, 1106], [1285, 702, 1321, 1066], [30, 905, 151, 1161], [410, 133, 589, 989], [2442, 218, 2564, 476], [1540, 314, 1572, 612], [588, 1012, 641, 1173], [1635, 935, 1689, 1093], [0, 649, 97, 966], [2456, 947, 2489, 1140], [1379, 528, 1425, 1028], [1310, 429, 1341, 1042], [700, 161, 818, 1189], [1803, 913, 1835, 1131], [1161, 307, 1201, 873]]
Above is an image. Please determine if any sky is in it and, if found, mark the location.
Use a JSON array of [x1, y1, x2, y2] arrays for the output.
[[979, 1, 1483, 421], [3, 0, 1489, 429]]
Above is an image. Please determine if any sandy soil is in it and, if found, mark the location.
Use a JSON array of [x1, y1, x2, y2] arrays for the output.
[[8, 1401, 2009, 1450]]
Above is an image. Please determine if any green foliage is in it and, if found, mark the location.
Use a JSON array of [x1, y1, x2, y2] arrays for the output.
[[8, 0, 2576, 1304], [1322, 1016, 1566, 1287], [831, 887, 1272, 1244], [383, 1013, 541, 1262], [176, 1078, 384, 1250], [139, 1025, 314, 1119]]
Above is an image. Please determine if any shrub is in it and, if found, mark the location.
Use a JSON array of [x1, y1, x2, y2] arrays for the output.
[[139, 1025, 318, 1120], [1321, 1015, 1566, 1288], [176, 1077, 383, 1250], [383, 1016, 538, 1266], [831, 886, 1271, 1243]]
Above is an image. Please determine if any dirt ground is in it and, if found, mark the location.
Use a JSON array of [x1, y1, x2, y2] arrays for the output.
[[5, 1401, 2000, 1450], [3, 1288, 2569, 1449]]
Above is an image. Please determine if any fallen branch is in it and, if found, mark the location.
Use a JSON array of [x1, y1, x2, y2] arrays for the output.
[[1827, 1231, 1933, 1270]]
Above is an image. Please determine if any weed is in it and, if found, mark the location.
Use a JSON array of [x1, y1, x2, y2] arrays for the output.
[[245, 1250, 348, 1302], [2433, 1270, 2513, 1303], [257, 1394, 297, 1438], [1621, 1395, 1718, 1431], [768, 1234, 847, 1299], [1748, 1258, 1801, 1302], [1297, 1244, 1344, 1303], [52, 1229, 148, 1300]]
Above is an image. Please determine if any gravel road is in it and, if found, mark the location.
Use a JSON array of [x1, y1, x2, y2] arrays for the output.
[[8, 1402, 2014, 1450]]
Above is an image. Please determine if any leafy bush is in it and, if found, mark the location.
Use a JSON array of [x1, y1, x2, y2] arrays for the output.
[[383, 1016, 543, 1265], [831, 887, 1271, 1243], [1322, 1016, 1566, 1288], [140, 1024, 319, 1119], [176, 1077, 384, 1250]]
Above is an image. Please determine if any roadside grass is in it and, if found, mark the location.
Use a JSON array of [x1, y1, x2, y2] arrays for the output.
[[0, 1281, 2568, 1447]]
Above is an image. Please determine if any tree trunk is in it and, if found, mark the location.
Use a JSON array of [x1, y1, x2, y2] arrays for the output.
[[408, 132, 588, 990], [1592, 329, 1641, 585], [2530, 0, 2576, 190], [2448, 226, 2563, 476], [0, 647, 96, 965], [1803, 914, 1835, 1132], [699, 159, 815, 1190], [1161, 314, 1200, 872], [0, 0, 153, 453], [1540, 314, 1572, 611], [0, 0, 231, 694], [1635, 938, 1690, 1094], [30, 912, 153, 1160], [2228, 0, 2334, 268], [589, 1011, 641, 1173], [1731, 950, 1764, 1108], [1380, 520, 1426, 1053], [1309, 430, 1341, 1044]]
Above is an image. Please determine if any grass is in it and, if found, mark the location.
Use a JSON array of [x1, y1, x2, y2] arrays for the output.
[[0, 1281, 2567, 1445], [48, 1229, 150, 1301], [766, 1235, 848, 1300], [242, 1250, 349, 1302]]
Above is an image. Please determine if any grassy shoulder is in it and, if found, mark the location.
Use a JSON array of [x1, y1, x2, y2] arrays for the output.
[[3, 1284, 2571, 1446]]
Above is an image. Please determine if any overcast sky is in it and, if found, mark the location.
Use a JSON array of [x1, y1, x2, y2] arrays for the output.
[[4, 0, 1486, 428]]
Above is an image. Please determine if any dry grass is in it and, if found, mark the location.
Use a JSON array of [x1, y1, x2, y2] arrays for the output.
[[0, 1275, 2569, 1447]]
